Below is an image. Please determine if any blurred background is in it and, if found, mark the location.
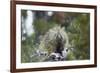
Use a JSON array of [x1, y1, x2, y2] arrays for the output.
[[21, 10, 90, 63]]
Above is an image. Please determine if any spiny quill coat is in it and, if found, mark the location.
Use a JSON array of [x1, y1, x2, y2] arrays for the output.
[[38, 25, 71, 61]]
